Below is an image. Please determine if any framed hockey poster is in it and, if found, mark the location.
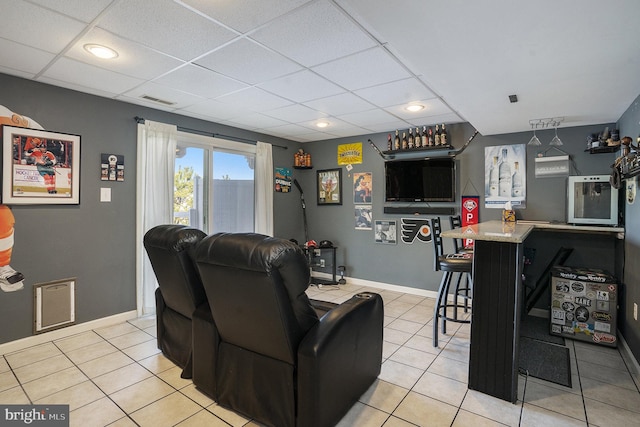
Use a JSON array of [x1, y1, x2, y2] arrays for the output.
[[3, 126, 81, 205]]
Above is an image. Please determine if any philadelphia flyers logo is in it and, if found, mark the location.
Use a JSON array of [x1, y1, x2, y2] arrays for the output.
[[401, 218, 432, 244]]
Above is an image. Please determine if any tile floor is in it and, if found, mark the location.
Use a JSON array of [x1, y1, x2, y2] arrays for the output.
[[1, 283, 639, 427]]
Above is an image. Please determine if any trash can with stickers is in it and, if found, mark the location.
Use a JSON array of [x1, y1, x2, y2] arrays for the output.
[[549, 266, 618, 347]]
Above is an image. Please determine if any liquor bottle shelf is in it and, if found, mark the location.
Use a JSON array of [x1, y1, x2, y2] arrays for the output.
[[383, 144, 453, 155], [584, 145, 619, 154], [293, 165, 313, 169]]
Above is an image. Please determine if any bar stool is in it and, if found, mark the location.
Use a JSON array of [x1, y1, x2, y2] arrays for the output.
[[431, 217, 473, 347], [449, 215, 473, 312]]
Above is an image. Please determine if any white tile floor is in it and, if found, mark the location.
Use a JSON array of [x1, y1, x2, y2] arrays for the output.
[[1, 283, 639, 427]]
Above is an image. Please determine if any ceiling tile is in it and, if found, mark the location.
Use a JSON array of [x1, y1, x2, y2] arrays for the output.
[[302, 92, 375, 116], [195, 38, 302, 85], [312, 47, 410, 91], [258, 70, 345, 103], [339, 108, 399, 127], [363, 120, 414, 134], [250, 0, 376, 67], [28, 0, 113, 22], [121, 81, 206, 109], [182, 0, 312, 33], [355, 77, 436, 108], [260, 123, 317, 137], [40, 57, 144, 95], [262, 104, 327, 123], [384, 98, 453, 120], [65, 28, 185, 80], [0, 1, 86, 54], [97, 0, 238, 61], [0, 39, 55, 76], [179, 99, 249, 121], [153, 64, 248, 99], [221, 113, 289, 131], [215, 87, 293, 111]]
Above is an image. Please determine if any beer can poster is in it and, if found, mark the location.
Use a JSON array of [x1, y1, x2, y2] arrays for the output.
[[461, 196, 479, 248], [484, 144, 526, 209]]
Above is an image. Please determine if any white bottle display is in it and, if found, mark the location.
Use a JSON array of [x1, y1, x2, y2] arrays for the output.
[[489, 156, 499, 197], [498, 148, 511, 197], [511, 161, 523, 197]]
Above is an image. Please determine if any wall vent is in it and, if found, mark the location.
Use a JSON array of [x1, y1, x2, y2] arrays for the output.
[[140, 95, 176, 106], [33, 278, 76, 334]]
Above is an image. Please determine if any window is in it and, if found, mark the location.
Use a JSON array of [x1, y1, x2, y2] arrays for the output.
[[174, 132, 255, 233]]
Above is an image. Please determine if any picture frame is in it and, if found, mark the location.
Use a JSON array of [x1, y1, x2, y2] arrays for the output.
[[374, 220, 397, 244], [317, 168, 342, 205], [2, 126, 80, 205]]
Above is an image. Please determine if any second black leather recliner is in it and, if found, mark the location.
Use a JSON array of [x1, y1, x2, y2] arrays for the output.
[[193, 232, 384, 427]]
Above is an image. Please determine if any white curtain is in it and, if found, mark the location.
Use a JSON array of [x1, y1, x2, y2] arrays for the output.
[[136, 121, 177, 316], [254, 141, 273, 236]]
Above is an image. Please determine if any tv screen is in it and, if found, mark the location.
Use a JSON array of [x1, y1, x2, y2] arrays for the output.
[[385, 158, 455, 202]]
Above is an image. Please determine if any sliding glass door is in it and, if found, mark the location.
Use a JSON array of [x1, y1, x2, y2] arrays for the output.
[[174, 135, 255, 233]]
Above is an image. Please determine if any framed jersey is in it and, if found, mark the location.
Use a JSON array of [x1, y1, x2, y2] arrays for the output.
[[2, 126, 80, 205]]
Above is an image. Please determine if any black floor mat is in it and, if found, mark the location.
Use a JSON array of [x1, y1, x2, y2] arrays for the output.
[[519, 336, 572, 387]]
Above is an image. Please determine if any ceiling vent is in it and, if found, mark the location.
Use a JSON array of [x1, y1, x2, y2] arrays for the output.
[[140, 95, 176, 106]]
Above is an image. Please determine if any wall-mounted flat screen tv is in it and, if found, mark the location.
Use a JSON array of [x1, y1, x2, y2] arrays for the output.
[[385, 158, 455, 202]]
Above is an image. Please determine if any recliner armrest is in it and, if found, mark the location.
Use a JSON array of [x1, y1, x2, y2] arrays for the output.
[[297, 292, 383, 427]]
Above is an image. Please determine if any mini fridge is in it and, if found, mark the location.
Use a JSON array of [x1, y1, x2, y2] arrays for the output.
[[550, 266, 618, 347]]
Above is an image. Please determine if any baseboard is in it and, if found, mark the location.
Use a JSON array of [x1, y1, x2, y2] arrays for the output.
[[0, 310, 138, 356]]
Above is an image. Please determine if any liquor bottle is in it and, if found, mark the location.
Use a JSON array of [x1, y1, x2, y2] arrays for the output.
[[401, 132, 408, 149], [511, 161, 523, 197], [421, 125, 428, 148], [498, 148, 512, 197], [415, 127, 421, 148], [408, 128, 414, 149], [489, 156, 499, 197], [427, 127, 434, 146], [441, 124, 448, 146], [394, 129, 400, 150], [387, 133, 392, 151], [434, 124, 441, 146]]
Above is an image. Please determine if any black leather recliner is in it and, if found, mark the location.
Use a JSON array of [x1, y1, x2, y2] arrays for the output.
[[193, 232, 384, 427], [143, 224, 209, 379]]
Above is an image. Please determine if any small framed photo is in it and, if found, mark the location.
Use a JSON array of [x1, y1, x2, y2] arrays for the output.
[[317, 168, 342, 205], [375, 220, 397, 244], [2, 126, 81, 204]]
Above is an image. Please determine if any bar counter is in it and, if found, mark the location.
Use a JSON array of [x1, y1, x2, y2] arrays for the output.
[[441, 220, 532, 403], [442, 219, 624, 403]]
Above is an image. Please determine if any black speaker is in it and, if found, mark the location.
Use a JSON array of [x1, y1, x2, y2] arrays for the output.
[[383, 206, 456, 215]]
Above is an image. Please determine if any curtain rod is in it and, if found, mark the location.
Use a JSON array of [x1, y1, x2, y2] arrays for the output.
[[134, 116, 287, 150]]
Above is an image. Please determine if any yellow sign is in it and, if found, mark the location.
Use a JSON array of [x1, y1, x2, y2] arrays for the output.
[[337, 142, 362, 165]]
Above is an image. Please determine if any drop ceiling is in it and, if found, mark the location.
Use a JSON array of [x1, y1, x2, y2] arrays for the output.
[[1, 0, 638, 142]]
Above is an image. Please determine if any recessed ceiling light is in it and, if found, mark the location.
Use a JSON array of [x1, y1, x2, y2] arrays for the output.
[[84, 44, 118, 59], [405, 104, 424, 112], [316, 121, 330, 128]]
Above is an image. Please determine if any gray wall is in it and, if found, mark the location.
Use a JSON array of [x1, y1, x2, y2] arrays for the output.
[[0, 73, 301, 344], [618, 94, 640, 363], [300, 122, 620, 291]]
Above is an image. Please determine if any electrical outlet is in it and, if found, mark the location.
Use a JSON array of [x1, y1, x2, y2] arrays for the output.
[[320, 259, 325, 268], [634, 303, 638, 321]]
